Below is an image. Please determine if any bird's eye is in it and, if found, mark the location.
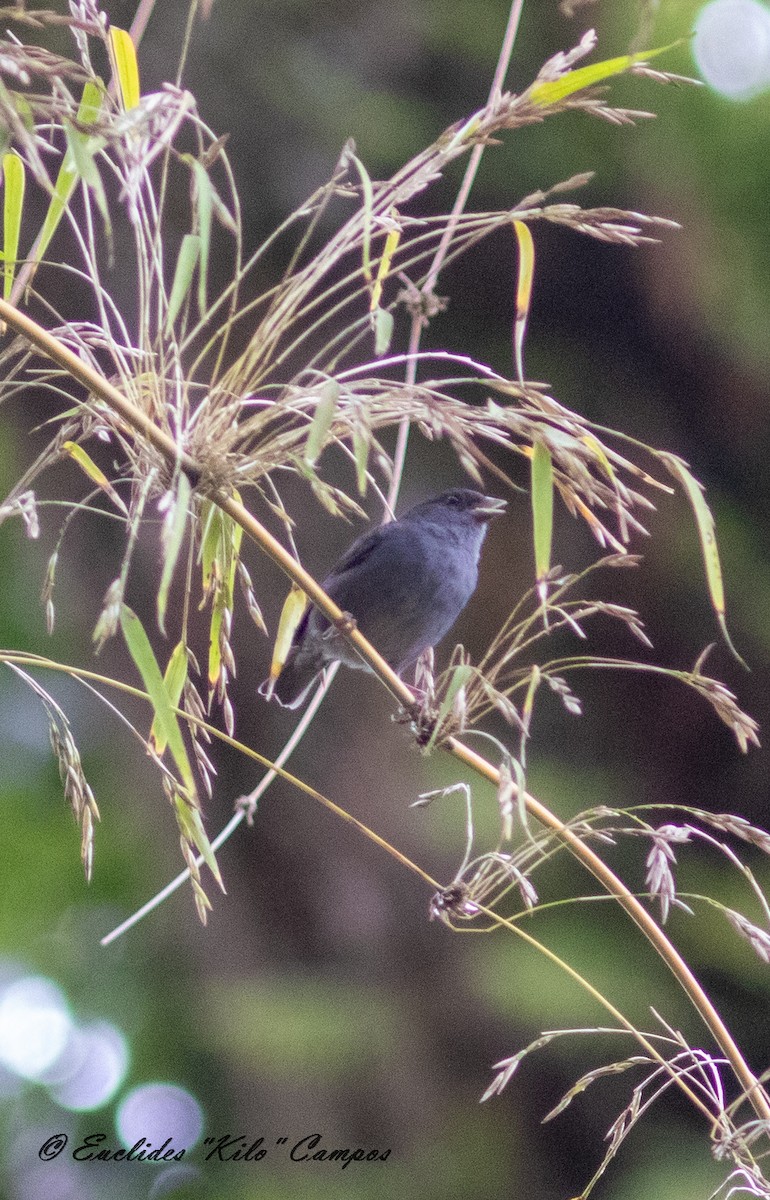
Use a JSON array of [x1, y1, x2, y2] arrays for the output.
[[446, 494, 459, 506]]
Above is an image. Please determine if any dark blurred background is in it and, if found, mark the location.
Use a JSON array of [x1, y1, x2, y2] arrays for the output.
[[1, 1, 769, 1197]]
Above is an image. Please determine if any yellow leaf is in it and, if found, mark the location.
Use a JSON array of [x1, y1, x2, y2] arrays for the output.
[[530, 42, 680, 107], [268, 584, 309, 683], [109, 27, 140, 111], [512, 220, 534, 383], [2, 152, 25, 301], [63, 441, 128, 514]]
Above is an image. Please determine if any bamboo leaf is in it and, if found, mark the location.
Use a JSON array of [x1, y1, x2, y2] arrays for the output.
[[202, 495, 243, 689], [530, 43, 679, 106], [659, 452, 745, 665], [304, 380, 339, 466], [151, 641, 189, 754], [174, 794, 223, 889], [62, 441, 128, 514], [512, 219, 534, 383], [165, 233, 200, 333], [373, 307, 394, 357], [352, 425, 370, 495], [531, 440, 554, 602], [190, 159, 213, 316], [63, 117, 110, 236], [267, 584, 310, 690], [32, 79, 104, 275], [157, 471, 192, 634], [2, 152, 25, 300], [199, 497, 220, 594], [120, 605, 196, 794], [346, 146, 374, 285], [109, 27, 140, 111]]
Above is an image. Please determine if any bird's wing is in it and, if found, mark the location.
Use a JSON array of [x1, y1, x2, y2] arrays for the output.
[[320, 525, 389, 582]]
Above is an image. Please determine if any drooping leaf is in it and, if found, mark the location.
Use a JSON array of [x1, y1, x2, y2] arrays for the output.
[[352, 425, 370, 495], [109, 27, 140, 111], [190, 158, 213, 316], [346, 145, 374, 286], [151, 640, 189, 754], [120, 604, 196, 794], [531, 440, 554, 604], [304, 381, 339, 466], [157, 472, 192, 634], [373, 307, 394, 357], [266, 583, 310, 694], [62, 441, 128, 515], [512, 219, 534, 383], [32, 79, 104, 275], [165, 233, 201, 333], [659, 452, 745, 665], [2, 152, 25, 300]]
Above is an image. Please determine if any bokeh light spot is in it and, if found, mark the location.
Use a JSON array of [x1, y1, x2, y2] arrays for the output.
[[694, 0, 770, 98], [0, 976, 72, 1080], [117, 1083, 203, 1153]]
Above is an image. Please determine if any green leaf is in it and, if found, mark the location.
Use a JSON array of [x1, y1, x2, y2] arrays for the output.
[[199, 497, 243, 688], [157, 472, 192, 634], [190, 159, 213, 316], [120, 604, 196, 794], [165, 233, 200, 333], [2, 152, 25, 300], [63, 116, 110, 241], [62, 440, 128, 514], [373, 307, 394, 357], [352, 425, 370, 496], [151, 640, 189, 754], [659, 452, 745, 666], [346, 145, 374, 284], [174, 795, 223, 890], [531, 440, 554, 589], [33, 79, 104, 275], [530, 42, 680, 107], [304, 380, 338, 466]]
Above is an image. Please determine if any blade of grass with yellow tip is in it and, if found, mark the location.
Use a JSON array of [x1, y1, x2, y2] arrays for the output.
[[2, 152, 24, 301], [512, 219, 534, 384]]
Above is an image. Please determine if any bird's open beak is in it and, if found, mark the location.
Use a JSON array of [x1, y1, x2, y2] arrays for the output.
[[475, 495, 507, 520]]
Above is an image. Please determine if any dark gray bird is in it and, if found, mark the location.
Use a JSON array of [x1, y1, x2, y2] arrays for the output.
[[262, 488, 506, 709]]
